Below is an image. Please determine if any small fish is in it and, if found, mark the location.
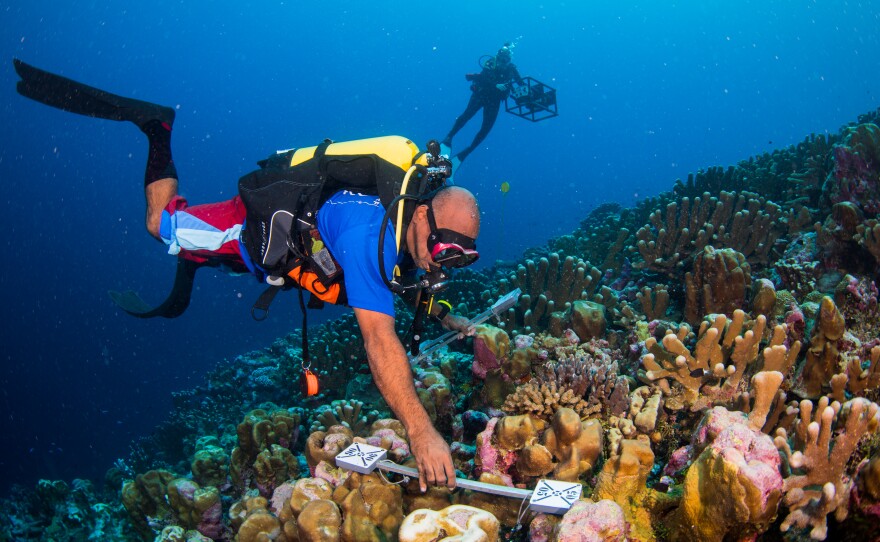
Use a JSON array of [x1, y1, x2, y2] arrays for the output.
[[690, 368, 706, 378]]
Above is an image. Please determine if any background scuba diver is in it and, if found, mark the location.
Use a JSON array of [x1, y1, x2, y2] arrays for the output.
[[12, 58, 479, 494], [442, 44, 522, 166]]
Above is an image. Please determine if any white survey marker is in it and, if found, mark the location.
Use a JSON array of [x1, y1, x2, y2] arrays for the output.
[[410, 288, 522, 364], [529, 479, 583, 515], [334, 442, 579, 515]]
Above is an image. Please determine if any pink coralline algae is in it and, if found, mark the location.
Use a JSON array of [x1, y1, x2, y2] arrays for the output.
[[313, 460, 350, 487], [663, 445, 693, 478], [555, 499, 629, 542], [515, 334, 535, 350], [473, 335, 502, 380], [197, 499, 223, 540], [694, 407, 783, 506], [474, 418, 516, 486], [784, 305, 807, 345], [269, 481, 296, 515]]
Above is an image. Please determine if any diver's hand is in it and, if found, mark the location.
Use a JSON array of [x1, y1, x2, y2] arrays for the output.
[[409, 426, 456, 492], [442, 313, 476, 338], [465, 73, 477, 82], [495, 83, 508, 91]]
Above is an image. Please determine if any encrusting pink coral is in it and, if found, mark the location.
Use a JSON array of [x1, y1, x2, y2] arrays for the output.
[[669, 407, 783, 541], [555, 500, 629, 542]]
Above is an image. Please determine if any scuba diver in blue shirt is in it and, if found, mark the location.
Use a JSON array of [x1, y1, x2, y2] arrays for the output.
[[13, 58, 482, 494], [442, 44, 522, 167]]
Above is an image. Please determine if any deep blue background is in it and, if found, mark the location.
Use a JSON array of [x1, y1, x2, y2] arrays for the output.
[[1, 1, 878, 495]]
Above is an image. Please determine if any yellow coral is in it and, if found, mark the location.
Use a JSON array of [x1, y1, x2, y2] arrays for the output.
[[542, 408, 603, 482], [333, 472, 403, 542], [670, 439, 781, 542], [295, 499, 342, 542]]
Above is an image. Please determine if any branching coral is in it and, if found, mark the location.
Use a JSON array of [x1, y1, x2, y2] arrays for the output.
[[637, 284, 670, 322], [545, 201, 633, 274], [633, 190, 785, 279], [502, 337, 630, 420], [492, 253, 603, 335], [847, 345, 880, 399], [640, 311, 775, 410], [775, 398, 880, 540], [795, 296, 846, 399], [501, 367, 595, 420], [826, 122, 880, 215], [684, 246, 751, 325]]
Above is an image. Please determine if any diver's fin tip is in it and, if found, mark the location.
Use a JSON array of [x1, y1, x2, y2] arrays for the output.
[[12, 60, 175, 129]]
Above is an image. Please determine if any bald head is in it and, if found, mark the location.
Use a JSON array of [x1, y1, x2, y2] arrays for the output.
[[431, 186, 480, 239]]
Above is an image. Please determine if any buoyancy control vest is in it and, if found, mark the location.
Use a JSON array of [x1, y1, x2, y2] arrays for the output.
[[237, 135, 450, 316]]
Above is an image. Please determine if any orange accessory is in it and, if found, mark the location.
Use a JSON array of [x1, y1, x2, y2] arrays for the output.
[[301, 369, 320, 397], [286, 266, 343, 304]]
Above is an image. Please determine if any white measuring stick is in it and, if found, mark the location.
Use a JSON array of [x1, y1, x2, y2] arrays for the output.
[[410, 288, 522, 364], [334, 442, 581, 514], [376, 460, 534, 500]]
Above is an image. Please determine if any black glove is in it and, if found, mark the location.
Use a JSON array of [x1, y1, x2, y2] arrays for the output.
[[465, 73, 477, 82]]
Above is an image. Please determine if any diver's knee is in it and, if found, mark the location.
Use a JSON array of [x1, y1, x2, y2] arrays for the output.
[[146, 214, 163, 240]]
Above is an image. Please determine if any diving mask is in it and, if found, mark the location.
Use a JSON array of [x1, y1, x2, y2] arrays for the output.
[[426, 201, 479, 269]]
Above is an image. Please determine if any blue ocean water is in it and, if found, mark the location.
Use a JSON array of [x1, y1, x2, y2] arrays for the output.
[[0, 1, 878, 496]]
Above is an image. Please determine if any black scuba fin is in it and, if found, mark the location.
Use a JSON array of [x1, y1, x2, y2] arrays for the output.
[[108, 258, 202, 318], [13, 58, 175, 129]]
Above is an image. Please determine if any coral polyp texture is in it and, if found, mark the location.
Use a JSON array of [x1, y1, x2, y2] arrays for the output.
[[6, 115, 880, 542]]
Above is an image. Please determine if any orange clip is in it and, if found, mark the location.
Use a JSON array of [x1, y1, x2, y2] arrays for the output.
[[301, 369, 320, 397]]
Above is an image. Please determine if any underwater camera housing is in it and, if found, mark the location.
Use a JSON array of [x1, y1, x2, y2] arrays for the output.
[[506, 76, 558, 122]]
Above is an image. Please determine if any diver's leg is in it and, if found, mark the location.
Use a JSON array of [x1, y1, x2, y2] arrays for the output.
[[442, 93, 483, 147], [470, 99, 501, 150], [456, 99, 500, 162], [141, 119, 179, 239], [13, 59, 178, 239]]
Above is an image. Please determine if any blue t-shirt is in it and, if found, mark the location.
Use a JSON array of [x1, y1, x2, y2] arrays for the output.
[[317, 190, 399, 316]]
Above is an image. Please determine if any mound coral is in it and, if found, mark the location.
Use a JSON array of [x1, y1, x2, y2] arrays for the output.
[[399, 505, 499, 542]]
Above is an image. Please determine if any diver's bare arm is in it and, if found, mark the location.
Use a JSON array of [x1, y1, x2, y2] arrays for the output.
[[354, 308, 456, 490]]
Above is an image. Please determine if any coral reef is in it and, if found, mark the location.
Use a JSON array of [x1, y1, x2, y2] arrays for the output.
[[493, 253, 603, 336], [9, 110, 880, 542]]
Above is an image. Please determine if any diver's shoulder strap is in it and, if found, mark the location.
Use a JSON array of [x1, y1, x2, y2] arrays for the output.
[[108, 258, 202, 318]]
